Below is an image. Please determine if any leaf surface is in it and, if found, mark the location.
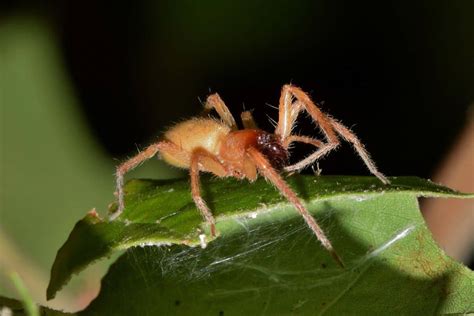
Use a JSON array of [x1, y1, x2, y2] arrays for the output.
[[46, 176, 474, 315]]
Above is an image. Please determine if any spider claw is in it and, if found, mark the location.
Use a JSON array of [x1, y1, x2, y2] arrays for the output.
[[378, 173, 391, 185]]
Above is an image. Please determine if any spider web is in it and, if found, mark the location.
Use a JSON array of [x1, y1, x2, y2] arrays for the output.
[[84, 192, 471, 315]]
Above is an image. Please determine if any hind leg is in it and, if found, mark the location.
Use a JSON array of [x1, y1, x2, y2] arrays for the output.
[[111, 140, 186, 220], [204, 93, 238, 130]]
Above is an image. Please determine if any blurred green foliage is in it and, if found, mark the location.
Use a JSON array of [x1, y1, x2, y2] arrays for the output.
[[0, 15, 179, 306], [0, 16, 112, 268]]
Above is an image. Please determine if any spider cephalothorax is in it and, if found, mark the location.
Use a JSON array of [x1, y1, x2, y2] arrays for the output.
[[111, 84, 389, 266]]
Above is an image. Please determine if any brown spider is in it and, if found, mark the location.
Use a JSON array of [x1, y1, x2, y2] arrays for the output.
[[111, 84, 389, 266]]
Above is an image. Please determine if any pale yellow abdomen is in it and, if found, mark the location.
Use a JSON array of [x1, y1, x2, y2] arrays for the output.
[[161, 118, 230, 168]]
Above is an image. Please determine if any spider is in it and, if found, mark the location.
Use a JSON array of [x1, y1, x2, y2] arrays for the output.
[[111, 84, 389, 266]]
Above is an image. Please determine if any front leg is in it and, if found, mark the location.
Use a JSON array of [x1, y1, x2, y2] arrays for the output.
[[246, 147, 344, 267], [276, 84, 388, 183], [275, 85, 338, 144], [282, 135, 337, 173], [283, 135, 324, 149]]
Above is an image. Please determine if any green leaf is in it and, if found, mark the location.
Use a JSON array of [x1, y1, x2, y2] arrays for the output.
[[47, 176, 474, 314], [0, 296, 71, 316]]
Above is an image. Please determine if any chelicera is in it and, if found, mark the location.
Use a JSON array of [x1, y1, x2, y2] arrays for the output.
[[111, 84, 389, 266]]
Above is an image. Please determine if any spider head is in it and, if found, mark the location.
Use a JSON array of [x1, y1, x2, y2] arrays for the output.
[[256, 132, 289, 171]]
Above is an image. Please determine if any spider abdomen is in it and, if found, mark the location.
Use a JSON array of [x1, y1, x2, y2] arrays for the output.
[[162, 118, 230, 168]]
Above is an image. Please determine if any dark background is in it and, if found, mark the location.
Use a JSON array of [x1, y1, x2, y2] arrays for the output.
[[21, 1, 473, 176]]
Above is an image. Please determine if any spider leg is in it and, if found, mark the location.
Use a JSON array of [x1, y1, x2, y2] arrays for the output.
[[190, 148, 229, 237], [283, 135, 324, 149], [204, 93, 238, 130], [247, 146, 344, 267], [275, 85, 340, 173], [276, 86, 338, 143], [241, 110, 258, 129], [283, 135, 329, 175], [111, 140, 182, 220], [330, 119, 390, 184], [284, 143, 339, 173], [277, 84, 388, 183]]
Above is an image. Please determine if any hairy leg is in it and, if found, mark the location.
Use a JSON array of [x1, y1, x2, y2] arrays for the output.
[[190, 148, 229, 237], [283, 135, 324, 149], [330, 119, 389, 184], [276, 85, 338, 143], [241, 110, 258, 129], [247, 146, 344, 267], [275, 85, 340, 172], [276, 84, 388, 183], [204, 93, 238, 130], [284, 144, 339, 173], [111, 141, 184, 220]]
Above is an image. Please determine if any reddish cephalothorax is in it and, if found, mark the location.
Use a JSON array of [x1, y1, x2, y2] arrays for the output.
[[111, 84, 389, 267]]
